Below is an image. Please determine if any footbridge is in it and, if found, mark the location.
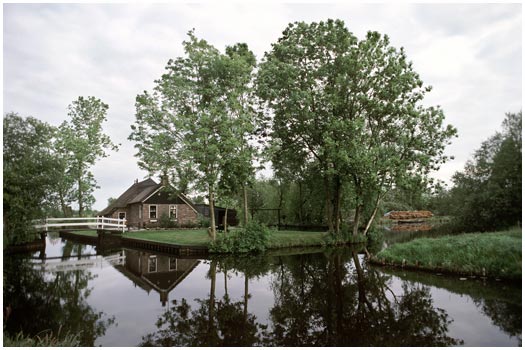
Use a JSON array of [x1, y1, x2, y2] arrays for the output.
[[34, 217, 127, 232], [31, 252, 126, 273]]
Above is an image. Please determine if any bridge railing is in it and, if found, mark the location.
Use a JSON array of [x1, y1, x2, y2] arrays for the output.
[[35, 217, 127, 232]]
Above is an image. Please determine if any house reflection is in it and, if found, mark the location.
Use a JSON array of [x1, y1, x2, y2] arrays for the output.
[[114, 249, 200, 306]]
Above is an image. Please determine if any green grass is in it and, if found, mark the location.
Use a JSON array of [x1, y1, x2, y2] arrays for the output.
[[266, 230, 330, 249], [68, 230, 99, 237], [66, 228, 368, 251], [373, 229, 522, 280], [124, 229, 212, 246]]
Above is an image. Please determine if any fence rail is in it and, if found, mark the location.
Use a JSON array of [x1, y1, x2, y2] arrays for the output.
[[34, 217, 127, 232]]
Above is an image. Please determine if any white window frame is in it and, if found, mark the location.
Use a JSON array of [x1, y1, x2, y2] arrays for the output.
[[169, 205, 178, 220], [169, 257, 177, 271], [139, 205, 142, 219], [148, 256, 157, 273], [149, 205, 157, 219]]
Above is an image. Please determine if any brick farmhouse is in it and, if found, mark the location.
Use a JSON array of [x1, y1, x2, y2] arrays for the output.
[[98, 178, 199, 229], [99, 178, 238, 229]]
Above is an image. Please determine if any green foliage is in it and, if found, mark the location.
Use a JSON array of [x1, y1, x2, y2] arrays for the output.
[[374, 229, 522, 280], [3, 113, 60, 244], [209, 221, 270, 253], [256, 19, 456, 235], [197, 214, 210, 228], [448, 112, 521, 231], [56, 96, 119, 216], [130, 31, 259, 239], [159, 212, 174, 228], [367, 230, 385, 254], [3, 330, 80, 347]]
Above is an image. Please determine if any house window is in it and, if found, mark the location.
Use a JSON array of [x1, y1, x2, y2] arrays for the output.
[[149, 205, 157, 219], [118, 212, 126, 220], [169, 205, 177, 220], [139, 205, 142, 219], [169, 257, 177, 271], [148, 256, 157, 273]]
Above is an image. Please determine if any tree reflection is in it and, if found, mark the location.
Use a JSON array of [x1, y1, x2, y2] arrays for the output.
[[267, 248, 462, 346], [141, 249, 462, 347], [382, 267, 522, 346], [140, 260, 268, 346], [3, 256, 115, 346]]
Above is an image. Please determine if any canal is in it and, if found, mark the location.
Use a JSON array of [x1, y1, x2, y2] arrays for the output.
[[3, 231, 521, 346]]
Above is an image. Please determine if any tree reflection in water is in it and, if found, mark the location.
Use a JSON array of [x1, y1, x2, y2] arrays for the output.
[[3, 242, 115, 346], [141, 248, 462, 346], [141, 259, 268, 346]]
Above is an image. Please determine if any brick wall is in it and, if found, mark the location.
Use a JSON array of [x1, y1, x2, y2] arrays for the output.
[[142, 203, 198, 228]]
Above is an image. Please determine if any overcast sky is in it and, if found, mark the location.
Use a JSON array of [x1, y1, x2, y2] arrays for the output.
[[3, 2, 522, 210]]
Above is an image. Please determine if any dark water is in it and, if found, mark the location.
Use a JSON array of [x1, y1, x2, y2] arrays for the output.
[[3, 232, 522, 347]]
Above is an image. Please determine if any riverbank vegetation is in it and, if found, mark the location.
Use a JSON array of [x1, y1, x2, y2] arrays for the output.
[[3, 330, 80, 347], [70, 226, 358, 251], [372, 229, 521, 280], [426, 112, 521, 232], [3, 97, 118, 246]]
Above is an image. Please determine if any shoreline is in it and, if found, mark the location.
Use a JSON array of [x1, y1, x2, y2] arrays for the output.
[[369, 229, 521, 281]]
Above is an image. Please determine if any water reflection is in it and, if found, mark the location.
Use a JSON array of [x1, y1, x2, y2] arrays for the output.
[[141, 260, 268, 346], [140, 248, 462, 346], [113, 249, 200, 306], [3, 237, 521, 347], [3, 256, 115, 346]]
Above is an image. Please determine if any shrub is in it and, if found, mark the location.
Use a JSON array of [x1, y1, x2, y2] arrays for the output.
[[209, 221, 270, 253], [3, 330, 80, 347], [198, 215, 210, 228], [159, 213, 172, 228]]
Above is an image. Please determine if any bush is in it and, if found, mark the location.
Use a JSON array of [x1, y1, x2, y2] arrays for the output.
[[198, 215, 210, 228], [209, 221, 270, 253], [367, 230, 385, 255], [159, 213, 172, 228], [3, 330, 80, 347]]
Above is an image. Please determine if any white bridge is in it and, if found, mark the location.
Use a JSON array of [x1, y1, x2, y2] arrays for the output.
[[34, 217, 127, 232], [32, 253, 126, 273]]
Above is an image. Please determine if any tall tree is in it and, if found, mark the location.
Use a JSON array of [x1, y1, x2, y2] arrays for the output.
[[257, 19, 456, 237], [57, 96, 119, 217], [130, 31, 258, 239], [3, 113, 60, 244], [450, 111, 521, 231]]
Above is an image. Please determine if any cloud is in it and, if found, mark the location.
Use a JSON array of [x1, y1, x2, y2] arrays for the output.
[[3, 3, 521, 208]]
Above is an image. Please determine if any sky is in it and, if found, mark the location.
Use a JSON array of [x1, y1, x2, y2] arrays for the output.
[[3, 2, 522, 211]]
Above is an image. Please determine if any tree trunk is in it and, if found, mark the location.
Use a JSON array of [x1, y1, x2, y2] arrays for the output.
[[243, 274, 249, 321], [324, 177, 334, 233], [78, 176, 83, 217], [59, 190, 68, 217], [224, 270, 228, 296], [223, 207, 228, 233], [243, 185, 249, 226], [333, 176, 342, 236], [298, 181, 304, 225], [208, 260, 217, 344], [353, 204, 362, 236], [208, 186, 216, 240], [363, 193, 382, 236]]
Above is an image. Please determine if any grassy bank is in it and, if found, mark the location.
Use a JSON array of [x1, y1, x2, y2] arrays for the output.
[[371, 229, 521, 280], [67, 230, 99, 237], [124, 229, 211, 246], [267, 230, 329, 249], [65, 228, 366, 250]]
